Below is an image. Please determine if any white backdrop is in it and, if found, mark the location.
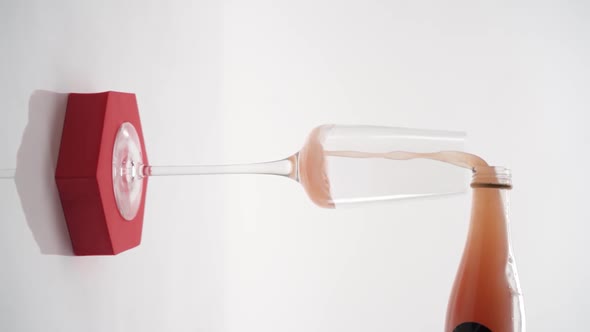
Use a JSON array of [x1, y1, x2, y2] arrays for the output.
[[1, 1, 589, 331]]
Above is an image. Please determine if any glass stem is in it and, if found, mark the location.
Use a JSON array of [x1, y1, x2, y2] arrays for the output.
[[140, 154, 298, 180]]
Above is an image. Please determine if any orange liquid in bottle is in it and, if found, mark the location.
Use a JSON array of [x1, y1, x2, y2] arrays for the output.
[[445, 176, 521, 332]]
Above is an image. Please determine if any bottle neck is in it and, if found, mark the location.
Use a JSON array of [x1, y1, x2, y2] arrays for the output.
[[448, 167, 523, 332], [471, 166, 512, 190], [467, 166, 512, 247]]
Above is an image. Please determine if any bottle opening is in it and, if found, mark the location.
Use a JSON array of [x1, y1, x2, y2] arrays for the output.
[[471, 166, 512, 189]]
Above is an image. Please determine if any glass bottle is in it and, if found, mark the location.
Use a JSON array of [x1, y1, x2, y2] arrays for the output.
[[445, 166, 525, 332]]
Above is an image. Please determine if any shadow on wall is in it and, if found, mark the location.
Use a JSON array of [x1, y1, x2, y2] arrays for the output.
[[15, 90, 73, 256]]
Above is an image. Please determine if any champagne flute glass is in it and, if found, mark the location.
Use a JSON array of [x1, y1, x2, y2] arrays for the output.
[[113, 123, 468, 219]]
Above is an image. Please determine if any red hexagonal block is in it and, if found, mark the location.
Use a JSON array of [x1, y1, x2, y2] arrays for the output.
[[55, 91, 148, 255]]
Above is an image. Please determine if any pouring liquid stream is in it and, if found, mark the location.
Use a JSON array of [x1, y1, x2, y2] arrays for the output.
[[297, 125, 488, 208]]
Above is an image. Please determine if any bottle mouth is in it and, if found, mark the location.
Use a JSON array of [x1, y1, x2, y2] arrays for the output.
[[471, 166, 512, 189]]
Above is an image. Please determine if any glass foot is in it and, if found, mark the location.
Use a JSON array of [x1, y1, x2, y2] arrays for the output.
[[112, 122, 145, 221]]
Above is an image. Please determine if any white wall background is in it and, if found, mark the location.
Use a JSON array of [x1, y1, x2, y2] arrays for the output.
[[1, 1, 589, 331]]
